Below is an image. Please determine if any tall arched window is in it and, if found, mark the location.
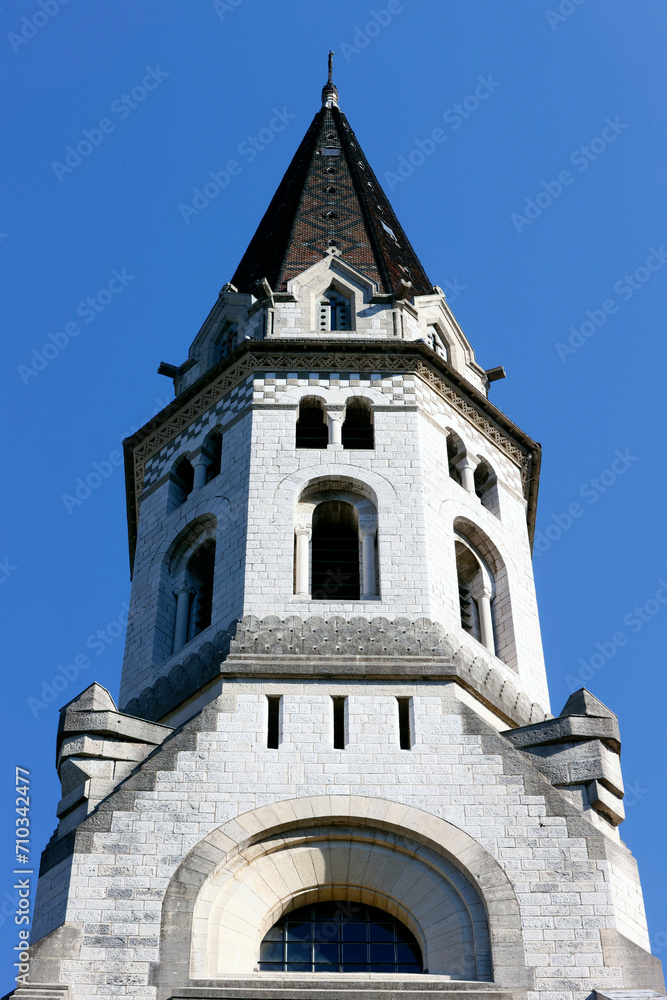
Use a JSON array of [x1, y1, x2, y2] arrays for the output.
[[259, 901, 423, 974], [474, 459, 500, 517], [169, 456, 195, 509], [312, 501, 360, 599], [204, 430, 222, 483], [446, 430, 465, 485], [455, 541, 484, 645], [342, 397, 374, 449], [453, 520, 516, 669], [185, 539, 215, 642], [296, 397, 328, 449], [319, 288, 351, 331]]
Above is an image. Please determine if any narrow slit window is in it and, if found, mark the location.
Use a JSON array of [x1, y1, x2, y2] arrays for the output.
[[397, 697, 412, 750], [267, 696, 281, 749], [332, 696, 346, 749]]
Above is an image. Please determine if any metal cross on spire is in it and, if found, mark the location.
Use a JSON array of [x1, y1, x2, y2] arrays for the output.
[[322, 50, 339, 107]]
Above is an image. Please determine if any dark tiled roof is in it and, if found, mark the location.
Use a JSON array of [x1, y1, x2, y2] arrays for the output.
[[231, 105, 432, 296]]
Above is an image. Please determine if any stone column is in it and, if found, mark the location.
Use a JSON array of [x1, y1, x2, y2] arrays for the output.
[[294, 528, 311, 597], [360, 527, 377, 598], [327, 407, 344, 447], [472, 583, 495, 655], [455, 456, 478, 495], [173, 586, 193, 652], [192, 455, 210, 490]]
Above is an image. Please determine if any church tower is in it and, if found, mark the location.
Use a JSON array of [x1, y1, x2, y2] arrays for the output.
[[20, 64, 664, 1000]]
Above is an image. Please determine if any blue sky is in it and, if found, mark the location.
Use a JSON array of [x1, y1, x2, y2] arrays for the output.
[[2, 0, 667, 989]]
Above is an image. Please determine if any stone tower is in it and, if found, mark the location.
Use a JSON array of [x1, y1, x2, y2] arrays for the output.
[[19, 67, 664, 1000]]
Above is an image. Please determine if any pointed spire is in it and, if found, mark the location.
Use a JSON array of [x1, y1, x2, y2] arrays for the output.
[[231, 72, 432, 297], [322, 50, 339, 108]]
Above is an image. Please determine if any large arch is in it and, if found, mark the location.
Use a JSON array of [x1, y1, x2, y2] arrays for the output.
[[154, 796, 529, 993]]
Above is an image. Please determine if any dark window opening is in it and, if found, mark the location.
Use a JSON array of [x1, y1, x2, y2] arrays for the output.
[[205, 430, 222, 483], [319, 290, 351, 331], [455, 542, 482, 643], [215, 323, 239, 364], [172, 456, 195, 506], [447, 433, 464, 485], [186, 539, 215, 641], [296, 398, 328, 448], [397, 697, 412, 750], [342, 399, 374, 449], [332, 696, 346, 749], [267, 696, 281, 749], [259, 901, 423, 974], [312, 501, 360, 600]]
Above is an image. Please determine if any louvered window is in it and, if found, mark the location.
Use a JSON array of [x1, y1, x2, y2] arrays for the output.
[[319, 292, 351, 331]]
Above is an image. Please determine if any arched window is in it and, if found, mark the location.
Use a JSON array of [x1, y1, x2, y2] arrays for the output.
[[446, 430, 465, 485], [455, 541, 484, 645], [342, 397, 374, 449], [319, 288, 351, 331], [296, 397, 328, 449], [312, 501, 360, 599], [169, 456, 195, 509], [204, 430, 222, 484], [259, 901, 423, 974], [473, 459, 500, 517], [453, 520, 516, 668], [185, 539, 215, 642], [427, 324, 449, 363]]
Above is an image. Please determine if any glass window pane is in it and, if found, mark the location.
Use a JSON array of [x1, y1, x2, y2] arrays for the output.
[[397, 942, 421, 963], [313, 942, 339, 963], [314, 921, 340, 942], [286, 942, 311, 963], [259, 941, 283, 962], [286, 963, 310, 972], [342, 943, 367, 963], [370, 922, 395, 942], [263, 924, 284, 941], [342, 921, 367, 941], [370, 943, 395, 963], [286, 921, 311, 941]]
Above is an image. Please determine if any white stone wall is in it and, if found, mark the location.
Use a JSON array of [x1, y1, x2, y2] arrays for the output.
[[34, 687, 650, 998]]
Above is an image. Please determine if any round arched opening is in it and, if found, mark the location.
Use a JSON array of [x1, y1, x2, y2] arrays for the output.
[[312, 500, 360, 600], [259, 900, 423, 974]]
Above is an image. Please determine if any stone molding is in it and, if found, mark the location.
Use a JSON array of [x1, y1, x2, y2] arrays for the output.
[[120, 616, 549, 730]]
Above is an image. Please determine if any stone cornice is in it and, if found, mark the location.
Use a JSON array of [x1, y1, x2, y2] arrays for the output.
[[123, 340, 541, 572]]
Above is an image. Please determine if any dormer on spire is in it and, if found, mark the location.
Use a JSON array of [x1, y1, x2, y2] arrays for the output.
[[321, 50, 339, 108]]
